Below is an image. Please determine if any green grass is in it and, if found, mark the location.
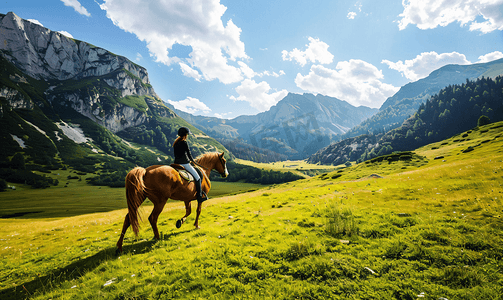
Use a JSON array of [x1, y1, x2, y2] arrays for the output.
[[118, 95, 149, 113], [235, 158, 341, 178], [0, 168, 266, 219], [1, 122, 503, 299]]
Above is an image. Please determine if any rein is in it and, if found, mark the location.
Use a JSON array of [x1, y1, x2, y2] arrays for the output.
[[194, 154, 226, 176]]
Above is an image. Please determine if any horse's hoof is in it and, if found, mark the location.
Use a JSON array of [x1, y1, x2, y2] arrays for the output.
[[176, 219, 182, 228]]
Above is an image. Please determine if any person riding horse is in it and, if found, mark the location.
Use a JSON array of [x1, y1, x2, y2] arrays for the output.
[[173, 127, 208, 203]]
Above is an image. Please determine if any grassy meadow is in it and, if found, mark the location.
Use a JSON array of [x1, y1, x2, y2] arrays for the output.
[[0, 169, 263, 219], [1, 122, 503, 299], [235, 158, 341, 178]]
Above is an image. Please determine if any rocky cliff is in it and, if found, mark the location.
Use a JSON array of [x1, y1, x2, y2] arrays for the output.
[[0, 12, 160, 133], [0, 12, 226, 170]]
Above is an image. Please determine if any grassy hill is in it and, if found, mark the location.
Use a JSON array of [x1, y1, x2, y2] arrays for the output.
[[1, 122, 502, 299]]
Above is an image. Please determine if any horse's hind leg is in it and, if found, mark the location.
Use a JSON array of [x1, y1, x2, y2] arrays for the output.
[[176, 200, 192, 228], [116, 213, 130, 255], [148, 199, 167, 240]]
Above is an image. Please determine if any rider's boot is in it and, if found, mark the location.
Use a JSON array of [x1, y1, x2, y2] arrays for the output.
[[195, 178, 208, 204]]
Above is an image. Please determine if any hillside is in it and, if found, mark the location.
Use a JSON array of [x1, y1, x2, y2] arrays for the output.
[[309, 75, 503, 166], [168, 93, 377, 161], [343, 58, 503, 139], [1, 121, 502, 299], [0, 12, 227, 187]]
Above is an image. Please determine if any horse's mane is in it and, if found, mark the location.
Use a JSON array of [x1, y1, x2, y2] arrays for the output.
[[195, 152, 220, 166]]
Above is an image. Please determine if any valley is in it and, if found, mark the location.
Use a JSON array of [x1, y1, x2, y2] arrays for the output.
[[1, 10, 503, 300], [0, 122, 502, 299]]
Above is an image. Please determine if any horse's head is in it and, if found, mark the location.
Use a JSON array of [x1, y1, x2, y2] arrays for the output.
[[215, 152, 229, 178]]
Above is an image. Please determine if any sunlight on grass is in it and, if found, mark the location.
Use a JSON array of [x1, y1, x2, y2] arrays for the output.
[[1, 122, 503, 299]]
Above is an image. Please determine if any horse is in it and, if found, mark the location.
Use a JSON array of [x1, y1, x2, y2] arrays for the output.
[[115, 152, 228, 254]]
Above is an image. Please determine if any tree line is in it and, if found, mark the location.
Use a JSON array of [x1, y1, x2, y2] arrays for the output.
[[358, 76, 503, 162], [210, 161, 303, 184]]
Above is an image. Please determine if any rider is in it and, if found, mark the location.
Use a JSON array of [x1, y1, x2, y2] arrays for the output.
[[173, 127, 208, 203]]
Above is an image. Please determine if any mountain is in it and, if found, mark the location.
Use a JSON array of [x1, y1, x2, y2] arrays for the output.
[[308, 75, 503, 165], [0, 12, 226, 187], [168, 93, 378, 160], [343, 58, 503, 138]]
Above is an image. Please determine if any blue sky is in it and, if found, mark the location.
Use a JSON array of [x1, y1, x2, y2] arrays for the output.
[[3, 0, 503, 119]]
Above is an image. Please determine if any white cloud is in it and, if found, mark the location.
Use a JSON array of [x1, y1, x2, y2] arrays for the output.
[[27, 19, 44, 27], [382, 51, 471, 81], [477, 51, 503, 63], [230, 79, 288, 112], [135, 53, 143, 62], [99, 0, 247, 84], [282, 37, 334, 67], [398, 0, 503, 33], [238, 61, 256, 79], [237, 61, 285, 79], [60, 0, 91, 17], [179, 62, 202, 82], [57, 31, 74, 39], [347, 2, 362, 19], [214, 112, 232, 119], [167, 97, 211, 115], [294, 60, 399, 108]]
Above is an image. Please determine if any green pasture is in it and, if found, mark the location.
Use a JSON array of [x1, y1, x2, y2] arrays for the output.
[[235, 158, 341, 178], [1, 122, 503, 299], [0, 167, 266, 219]]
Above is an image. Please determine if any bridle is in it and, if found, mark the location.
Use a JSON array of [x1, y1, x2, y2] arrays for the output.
[[194, 155, 227, 177]]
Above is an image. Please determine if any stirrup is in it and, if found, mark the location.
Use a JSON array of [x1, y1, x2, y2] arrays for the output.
[[197, 192, 208, 204]]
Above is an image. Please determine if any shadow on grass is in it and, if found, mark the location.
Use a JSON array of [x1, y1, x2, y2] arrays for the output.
[[0, 229, 192, 299]]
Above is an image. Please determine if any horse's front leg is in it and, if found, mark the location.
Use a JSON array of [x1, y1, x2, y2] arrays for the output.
[[176, 200, 192, 228], [116, 213, 130, 255], [194, 201, 202, 229]]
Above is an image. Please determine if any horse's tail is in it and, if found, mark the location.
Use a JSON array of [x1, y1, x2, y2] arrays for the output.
[[125, 166, 146, 236]]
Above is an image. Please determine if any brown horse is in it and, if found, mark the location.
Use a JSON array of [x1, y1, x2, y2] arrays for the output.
[[116, 152, 228, 254]]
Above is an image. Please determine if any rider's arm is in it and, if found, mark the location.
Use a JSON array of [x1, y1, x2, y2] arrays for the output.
[[184, 141, 195, 162]]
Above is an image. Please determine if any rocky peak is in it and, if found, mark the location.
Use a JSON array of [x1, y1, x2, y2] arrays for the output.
[[0, 12, 152, 91]]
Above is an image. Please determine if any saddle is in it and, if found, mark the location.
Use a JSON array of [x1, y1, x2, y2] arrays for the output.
[[170, 163, 202, 182]]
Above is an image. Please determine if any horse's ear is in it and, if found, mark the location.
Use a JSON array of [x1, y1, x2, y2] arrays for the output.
[[220, 151, 225, 158]]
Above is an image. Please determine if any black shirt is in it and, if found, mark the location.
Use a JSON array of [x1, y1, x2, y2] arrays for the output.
[[173, 140, 194, 164]]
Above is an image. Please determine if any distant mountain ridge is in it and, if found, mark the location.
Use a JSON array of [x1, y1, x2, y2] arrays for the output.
[[344, 58, 503, 139], [308, 74, 503, 165], [168, 92, 378, 160]]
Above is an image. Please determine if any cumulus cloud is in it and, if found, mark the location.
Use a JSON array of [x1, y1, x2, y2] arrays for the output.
[[167, 97, 211, 115], [99, 0, 248, 84], [135, 53, 143, 62], [383, 51, 474, 81], [477, 51, 503, 63], [237, 61, 285, 79], [294, 60, 399, 108], [60, 0, 91, 17], [347, 2, 362, 19], [179, 62, 202, 82], [282, 37, 334, 67], [398, 0, 503, 33], [57, 31, 74, 39], [27, 19, 44, 27], [230, 79, 288, 112]]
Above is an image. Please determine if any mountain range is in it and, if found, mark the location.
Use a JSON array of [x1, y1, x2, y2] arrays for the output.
[[167, 93, 377, 160], [343, 58, 503, 138], [308, 74, 503, 165], [0, 12, 224, 179], [2, 10, 503, 184]]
